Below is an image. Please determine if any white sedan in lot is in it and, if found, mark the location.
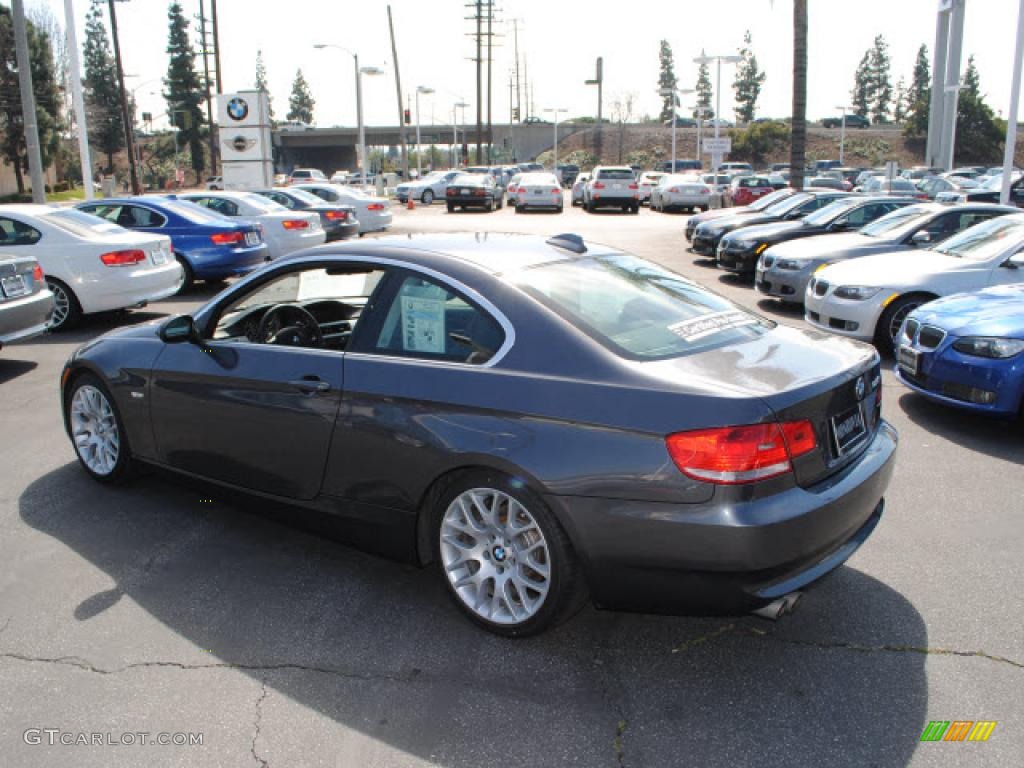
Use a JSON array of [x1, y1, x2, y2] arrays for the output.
[[650, 174, 713, 212], [395, 170, 461, 205], [805, 213, 1024, 351], [178, 191, 324, 259], [513, 172, 564, 212], [0, 205, 181, 331], [293, 183, 394, 235]]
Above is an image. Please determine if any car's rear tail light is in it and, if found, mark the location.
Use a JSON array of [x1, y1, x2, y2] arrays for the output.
[[282, 219, 309, 230], [32, 264, 44, 281], [593, 182, 605, 189], [324, 210, 348, 220], [210, 231, 245, 245], [518, 187, 526, 193], [669, 187, 681, 193], [367, 202, 386, 210], [551, 188, 561, 194], [99, 249, 147, 266], [665, 419, 817, 484], [447, 188, 457, 196], [700, 187, 710, 194], [628, 182, 639, 189], [473, 188, 485, 196]]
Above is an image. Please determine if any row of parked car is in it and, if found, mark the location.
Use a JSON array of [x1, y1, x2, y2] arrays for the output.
[[0, 182, 396, 342], [684, 186, 1024, 419]]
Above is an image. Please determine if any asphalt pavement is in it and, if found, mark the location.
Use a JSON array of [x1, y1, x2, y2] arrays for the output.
[[1, 200, 1021, 767]]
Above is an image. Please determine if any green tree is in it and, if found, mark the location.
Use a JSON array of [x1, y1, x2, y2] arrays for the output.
[[0, 5, 63, 194], [81, 0, 123, 174], [867, 35, 892, 123], [694, 54, 713, 120], [254, 48, 274, 120], [904, 44, 931, 141], [851, 51, 872, 118], [790, 0, 808, 189], [287, 68, 315, 124], [954, 60, 1003, 163], [733, 30, 766, 123], [729, 121, 790, 163], [657, 40, 678, 122], [962, 55, 981, 99], [163, 1, 205, 176], [893, 76, 906, 123]]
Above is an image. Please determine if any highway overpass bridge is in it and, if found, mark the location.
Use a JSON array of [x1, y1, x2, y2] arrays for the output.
[[273, 122, 589, 173]]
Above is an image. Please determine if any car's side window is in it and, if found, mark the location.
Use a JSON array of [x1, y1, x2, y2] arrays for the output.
[[0, 217, 42, 246], [267, 192, 293, 209], [120, 206, 166, 228], [922, 212, 960, 238], [205, 198, 239, 216], [956, 212, 995, 231], [368, 273, 505, 365], [80, 204, 121, 223]]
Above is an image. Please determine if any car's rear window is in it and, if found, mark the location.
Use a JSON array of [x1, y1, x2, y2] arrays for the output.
[[513, 253, 770, 359], [44, 209, 124, 237], [596, 169, 635, 180]]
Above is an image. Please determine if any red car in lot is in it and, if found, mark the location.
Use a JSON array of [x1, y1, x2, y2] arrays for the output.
[[727, 176, 775, 207]]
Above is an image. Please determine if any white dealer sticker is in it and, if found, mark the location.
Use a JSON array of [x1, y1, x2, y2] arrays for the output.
[[667, 310, 757, 342], [401, 295, 445, 354]]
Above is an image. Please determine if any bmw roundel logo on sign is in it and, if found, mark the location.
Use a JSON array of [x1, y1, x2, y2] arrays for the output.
[[227, 97, 248, 121]]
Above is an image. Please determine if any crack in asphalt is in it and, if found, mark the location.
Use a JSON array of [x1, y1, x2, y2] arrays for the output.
[[251, 677, 269, 768], [670, 623, 735, 654]]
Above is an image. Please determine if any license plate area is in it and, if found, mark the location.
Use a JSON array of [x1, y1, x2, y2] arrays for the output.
[[1, 274, 28, 298], [460, 188, 470, 194], [831, 404, 867, 456], [898, 345, 920, 377]]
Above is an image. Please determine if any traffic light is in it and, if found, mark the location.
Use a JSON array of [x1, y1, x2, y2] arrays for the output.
[[404, 108, 411, 125], [512, 107, 520, 122]]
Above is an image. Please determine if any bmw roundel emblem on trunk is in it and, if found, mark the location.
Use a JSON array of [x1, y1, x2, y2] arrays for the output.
[[227, 97, 248, 121], [855, 377, 866, 400]]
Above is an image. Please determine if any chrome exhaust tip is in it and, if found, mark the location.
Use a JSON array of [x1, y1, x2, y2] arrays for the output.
[[751, 591, 803, 620]]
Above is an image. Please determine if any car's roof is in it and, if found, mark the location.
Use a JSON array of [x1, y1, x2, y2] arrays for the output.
[[308, 232, 620, 276], [0, 203, 62, 216]]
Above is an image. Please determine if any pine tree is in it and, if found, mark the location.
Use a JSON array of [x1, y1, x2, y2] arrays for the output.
[[657, 40, 678, 122], [694, 54, 713, 120], [163, 1, 205, 176], [893, 76, 906, 123], [254, 49, 274, 120], [851, 52, 872, 118], [733, 30, 766, 123], [0, 6, 62, 194], [287, 69, 315, 124], [962, 55, 980, 99], [81, 0, 123, 173], [867, 35, 892, 123], [904, 44, 930, 140]]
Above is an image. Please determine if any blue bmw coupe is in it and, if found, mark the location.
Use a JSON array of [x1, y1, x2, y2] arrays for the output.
[[896, 285, 1024, 418]]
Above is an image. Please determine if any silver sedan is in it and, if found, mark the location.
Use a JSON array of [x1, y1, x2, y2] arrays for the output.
[[650, 174, 713, 213], [0, 254, 53, 350]]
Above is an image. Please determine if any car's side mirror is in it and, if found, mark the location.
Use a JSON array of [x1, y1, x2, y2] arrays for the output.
[[911, 230, 932, 246], [160, 314, 197, 343], [1004, 252, 1024, 269]]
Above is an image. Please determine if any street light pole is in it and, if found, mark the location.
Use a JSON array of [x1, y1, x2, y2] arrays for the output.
[[1001, 0, 1024, 205], [835, 105, 849, 165], [415, 86, 434, 174], [694, 53, 741, 181], [543, 107, 565, 172], [108, 0, 141, 194], [944, 81, 965, 171], [659, 87, 694, 171], [64, 0, 95, 200]]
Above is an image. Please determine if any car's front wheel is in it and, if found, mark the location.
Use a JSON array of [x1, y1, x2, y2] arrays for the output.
[[875, 294, 930, 354], [434, 473, 585, 637], [421, 189, 434, 205], [66, 373, 134, 484]]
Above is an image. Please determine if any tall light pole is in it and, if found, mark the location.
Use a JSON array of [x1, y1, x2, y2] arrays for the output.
[[108, 0, 141, 194], [64, 0, 95, 199], [313, 44, 384, 184], [1001, 0, 1024, 205], [12, 0, 45, 202], [454, 101, 470, 166], [659, 87, 694, 171], [415, 86, 434, 174], [543, 107, 566, 172], [692, 105, 708, 160], [694, 53, 741, 178], [835, 105, 849, 165], [944, 81, 965, 171]]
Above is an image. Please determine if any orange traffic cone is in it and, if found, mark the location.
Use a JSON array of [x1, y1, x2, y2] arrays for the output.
[[407, 197, 415, 210]]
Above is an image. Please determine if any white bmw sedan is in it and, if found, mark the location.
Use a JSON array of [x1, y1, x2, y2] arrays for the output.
[[0, 205, 181, 331], [178, 191, 324, 259], [293, 183, 394, 235], [650, 174, 713, 213], [805, 214, 1024, 351], [513, 172, 564, 213]]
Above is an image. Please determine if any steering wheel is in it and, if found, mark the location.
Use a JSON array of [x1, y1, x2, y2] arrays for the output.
[[256, 304, 323, 348]]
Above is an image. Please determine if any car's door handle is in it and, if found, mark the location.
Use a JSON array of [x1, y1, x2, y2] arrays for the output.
[[287, 377, 331, 394]]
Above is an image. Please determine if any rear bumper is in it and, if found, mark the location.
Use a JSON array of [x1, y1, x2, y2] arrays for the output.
[[186, 243, 269, 280], [0, 288, 54, 347], [548, 421, 897, 614], [324, 221, 360, 241], [78, 261, 184, 314]]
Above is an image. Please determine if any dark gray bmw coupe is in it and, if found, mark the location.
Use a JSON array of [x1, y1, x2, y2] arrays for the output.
[[61, 233, 897, 636]]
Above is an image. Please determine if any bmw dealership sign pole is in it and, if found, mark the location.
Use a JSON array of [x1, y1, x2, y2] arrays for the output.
[[217, 91, 274, 190]]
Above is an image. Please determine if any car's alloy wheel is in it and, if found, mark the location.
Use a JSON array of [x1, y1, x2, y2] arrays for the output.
[[877, 295, 928, 353], [46, 278, 81, 331], [67, 375, 133, 483], [440, 487, 552, 626], [421, 189, 434, 205]]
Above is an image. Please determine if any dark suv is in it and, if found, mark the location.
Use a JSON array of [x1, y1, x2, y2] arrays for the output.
[[556, 164, 580, 188]]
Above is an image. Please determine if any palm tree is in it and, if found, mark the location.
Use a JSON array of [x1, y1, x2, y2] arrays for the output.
[[790, 0, 808, 189]]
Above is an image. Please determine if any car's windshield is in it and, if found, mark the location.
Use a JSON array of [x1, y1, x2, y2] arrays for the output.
[[282, 188, 326, 206], [512, 253, 770, 360], [240, 193, 287, 212], [764, 192, 812, 215], [931, 215, 1024, 260], [860, 205, 932, 237], [749, 189, 792, 210], [981, 172, 1023, 190], [44, 208, 124, 237], [802, 197, 861, 226]]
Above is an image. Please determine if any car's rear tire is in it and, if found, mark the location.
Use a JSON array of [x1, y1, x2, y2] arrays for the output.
[[447, 202, 455, 213], [631, 204, 640, 214], [515, 205, 523, 214], [875, 295, 930, 354], [66, 373, 135, 484], [176, 255, 194, 294], [46, 278, 82, 331], [433, 471, 586, 637], [421, 189, 434, 205]]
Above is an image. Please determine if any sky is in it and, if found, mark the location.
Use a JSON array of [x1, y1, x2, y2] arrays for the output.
[[33, 0, 1024, 132]]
